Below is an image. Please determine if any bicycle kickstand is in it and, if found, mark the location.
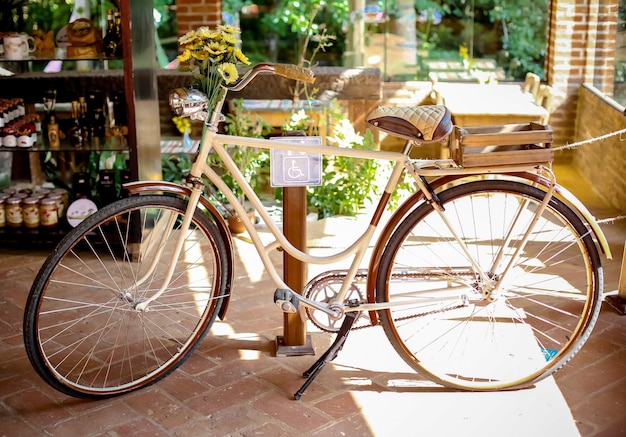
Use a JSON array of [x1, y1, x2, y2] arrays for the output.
[[293, 312, 358, 400]]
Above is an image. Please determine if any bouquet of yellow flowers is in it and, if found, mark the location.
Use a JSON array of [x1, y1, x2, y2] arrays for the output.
[[177, 25, 251, 114]]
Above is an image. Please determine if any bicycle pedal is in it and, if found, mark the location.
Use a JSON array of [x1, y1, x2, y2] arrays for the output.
[[274, 288, 299, 313]]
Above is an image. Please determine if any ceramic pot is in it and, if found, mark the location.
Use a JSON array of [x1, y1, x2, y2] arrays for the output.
[[227, 211, 256, 234]]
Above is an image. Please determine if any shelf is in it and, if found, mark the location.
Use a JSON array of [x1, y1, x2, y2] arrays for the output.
[[0, 137, 128, 153], [0, 0, 163, 249], [0, 223, 72, 247], [0, 55, 122, 63]]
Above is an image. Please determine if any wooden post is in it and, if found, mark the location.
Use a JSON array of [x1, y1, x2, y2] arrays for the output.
[[275, 185, 315, 355], [274, 129, 316, 356]]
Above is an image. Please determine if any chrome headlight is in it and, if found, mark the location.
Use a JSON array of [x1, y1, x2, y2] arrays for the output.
[[168, 87, 209, 117]]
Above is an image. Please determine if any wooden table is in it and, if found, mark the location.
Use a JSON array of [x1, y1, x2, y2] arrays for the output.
[[433, 82, 548, 127], [234, 99, 329, 142]]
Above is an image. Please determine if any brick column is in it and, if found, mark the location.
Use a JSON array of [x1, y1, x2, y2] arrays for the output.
[[545, 0, 618, 146], [176, 0, 222, 38]]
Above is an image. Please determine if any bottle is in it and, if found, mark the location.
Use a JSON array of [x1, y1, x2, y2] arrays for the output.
[[103, 9, 117, 57], [68, 100, 84, 148], [97, 169, 117, 206], [113, 8, 123, 57], [119, 160, 132, 198], [79, 96, 91, 145], [47, 115, 60, 149], [72, 172, 91, 200], [88, 91, 106, 138]]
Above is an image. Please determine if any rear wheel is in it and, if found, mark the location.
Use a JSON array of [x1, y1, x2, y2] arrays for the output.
[[24, 195, 230, 398], [376, 180, 602, 390]]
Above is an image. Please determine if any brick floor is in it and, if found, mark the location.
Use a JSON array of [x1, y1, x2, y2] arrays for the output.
[[0, 165, 624, 436]]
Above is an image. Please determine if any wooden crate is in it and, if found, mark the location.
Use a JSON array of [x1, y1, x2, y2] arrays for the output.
[[449, 122, 553, 167]]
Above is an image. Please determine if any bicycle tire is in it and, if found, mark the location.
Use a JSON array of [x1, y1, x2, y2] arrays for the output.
[[376, 179, 602, 391], [24, 195, 230, 398]]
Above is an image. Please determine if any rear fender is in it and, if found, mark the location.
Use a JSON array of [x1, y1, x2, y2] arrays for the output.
[[365, 172, 611, 326], [123, 181, 234, 321]]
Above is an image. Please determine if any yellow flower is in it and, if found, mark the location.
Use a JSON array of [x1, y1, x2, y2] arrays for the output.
[[177, 49, 192, 63], [196, 26, 212, 40], [206, 41, 224, 56], [177, 25, 250, 112], [191, 48, 209, 61], [234, 48, 250, 65], [218, 62, 239, 84], [221, 32, 239, 45], [218, 24, 240, 34], [178, 30, 196, 45]]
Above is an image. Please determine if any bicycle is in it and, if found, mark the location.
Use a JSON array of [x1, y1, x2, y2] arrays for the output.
[[23, 63, 610, 400]]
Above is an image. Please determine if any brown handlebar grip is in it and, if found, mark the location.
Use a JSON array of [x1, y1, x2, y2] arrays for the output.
[[273, 64, 315, 83]]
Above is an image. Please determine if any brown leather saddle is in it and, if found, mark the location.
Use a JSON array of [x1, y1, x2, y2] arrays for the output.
[[366, 105, 452, 144]]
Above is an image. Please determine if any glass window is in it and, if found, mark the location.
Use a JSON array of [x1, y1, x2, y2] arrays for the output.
[[613, 0, 626, 106], [219, 0, 548, 82], [361, 0, 548, 82]]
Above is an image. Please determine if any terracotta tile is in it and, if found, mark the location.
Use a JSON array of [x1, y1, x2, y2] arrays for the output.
[[592, 416, 626, 437], [569, 381, 626, 430], [0, 404, 42, 437], [107, 418, 172, 437], [252, 391, 330, 433], [310, 413, 374, 437], [240, 422, 296, 436], [199, 355, 280, 388], [313, 391, 362, 419], [46, 403, 136, 435], [125, 389, 202, 429], [173, 404, 280, 436], [155, 370, 212, 402], [4, 388, 74, 429], [186, 377, 269, 417]]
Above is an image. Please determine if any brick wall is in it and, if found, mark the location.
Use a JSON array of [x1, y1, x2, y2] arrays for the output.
[[546, 0, 619, 146], [574, 85, 626, 212], [175, 0, 221, 37]]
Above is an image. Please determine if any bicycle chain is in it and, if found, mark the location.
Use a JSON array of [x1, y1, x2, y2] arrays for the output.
[[349, 301, 467, 331], [305, 271, 468, 332]]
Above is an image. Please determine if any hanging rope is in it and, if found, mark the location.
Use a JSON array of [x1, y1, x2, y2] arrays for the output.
[[596, 216, 626, 224], [552, 128, 626, 151], [547, 128, 626, 224]]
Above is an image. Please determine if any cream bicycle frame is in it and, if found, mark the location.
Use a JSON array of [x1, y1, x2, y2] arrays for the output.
[[135, 117, 581, 316]]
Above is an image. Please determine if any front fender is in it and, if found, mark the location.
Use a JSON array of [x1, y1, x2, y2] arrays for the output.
[[123, 181, 234, 321]]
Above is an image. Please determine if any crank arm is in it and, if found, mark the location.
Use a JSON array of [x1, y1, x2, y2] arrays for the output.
[[274, 288, 344, 319]]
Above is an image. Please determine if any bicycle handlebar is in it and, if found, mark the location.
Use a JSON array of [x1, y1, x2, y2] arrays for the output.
[[227, 63, 315, 92], [273, 63, 316, 83]]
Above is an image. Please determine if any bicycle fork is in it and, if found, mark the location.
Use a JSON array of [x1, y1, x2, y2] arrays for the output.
[[134, 187, 204, 312]]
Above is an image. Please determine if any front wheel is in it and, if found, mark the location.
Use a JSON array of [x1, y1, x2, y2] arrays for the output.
[[23, 195, 230, 398], [376, 180, 602, 391]]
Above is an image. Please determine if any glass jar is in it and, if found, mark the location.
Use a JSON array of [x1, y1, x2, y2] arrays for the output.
[[0, 196, 6, 228], [40, 197, 58, 228], [6, 196, 23, 227], [47, 193, 65, 219], [22, 196, 40, 228], [3, 125, 17, 148]]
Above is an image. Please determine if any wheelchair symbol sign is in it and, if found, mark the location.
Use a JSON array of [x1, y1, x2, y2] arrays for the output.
[[270, 137, 322, 187]]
